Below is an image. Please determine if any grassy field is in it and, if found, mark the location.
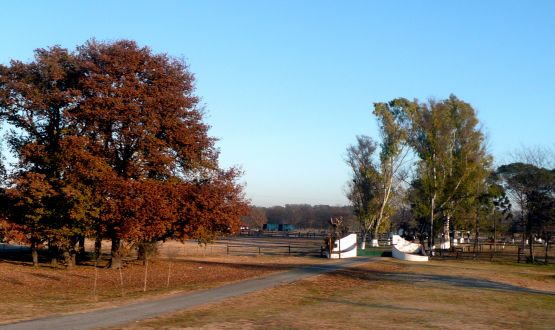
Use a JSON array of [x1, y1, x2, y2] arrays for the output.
[[0, 236, 327, 325], [0, 253, 325, 325], [114, 258, 555, 330], [2, 239, 554, 329]]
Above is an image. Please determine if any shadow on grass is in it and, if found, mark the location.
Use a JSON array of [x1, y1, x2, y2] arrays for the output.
[[357, 248, 392, 257], [0, 244, 44, 266], [328, 266, 555, 297], [308, 297, 429, 312], [381, 272, 555, 296], [26, 272, 63, 281], [0, 245, 82, 268]]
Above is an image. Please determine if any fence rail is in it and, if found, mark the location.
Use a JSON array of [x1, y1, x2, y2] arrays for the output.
[[3, 237, 553, 264], [432, 242, 554, 263]]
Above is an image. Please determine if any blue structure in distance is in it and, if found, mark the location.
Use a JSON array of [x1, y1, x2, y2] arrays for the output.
[[263, 223, 295, 231]]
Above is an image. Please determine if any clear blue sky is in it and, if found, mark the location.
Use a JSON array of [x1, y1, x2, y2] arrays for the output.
[[1, 1, 554, 206]]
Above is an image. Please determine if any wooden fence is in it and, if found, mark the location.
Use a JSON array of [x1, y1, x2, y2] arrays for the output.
[[433, 242, 555, 263]]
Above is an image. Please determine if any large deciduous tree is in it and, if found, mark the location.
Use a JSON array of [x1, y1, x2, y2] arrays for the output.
[[346, 135, 380, 249], [0, 39, 248, 268], [243, 206, 268, 229], [0, 46, 99, 266], [73, 39, 221, 267], [351, 96, 490, 253], [404, 95, 490, 251], [173, 168, 249, 244], [346, 100, 409, 249], [371, 100, 409, 246]]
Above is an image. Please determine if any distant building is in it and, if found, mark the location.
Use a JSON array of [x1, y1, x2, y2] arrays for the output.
[[263, 223, 279, 231], [278, 224, 294, 231], [263, 223, 294, 231]]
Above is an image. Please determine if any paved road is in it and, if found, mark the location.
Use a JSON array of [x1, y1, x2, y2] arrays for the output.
[[1, 257, 373, 330]]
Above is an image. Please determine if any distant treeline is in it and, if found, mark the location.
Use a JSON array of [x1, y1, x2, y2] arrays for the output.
[[243, 204, 357, 230]]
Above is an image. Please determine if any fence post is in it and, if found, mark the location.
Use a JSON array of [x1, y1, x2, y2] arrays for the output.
[[258, 246, 261, 255], [288, 245, 291, 256], [227, 245, 229, 255]]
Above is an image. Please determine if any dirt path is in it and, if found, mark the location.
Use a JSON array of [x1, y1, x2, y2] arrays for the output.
[[0, 257, 374, 330]]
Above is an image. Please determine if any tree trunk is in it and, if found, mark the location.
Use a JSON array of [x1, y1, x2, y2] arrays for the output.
[[374, 174, 393, 248], [372, 228, 379, 247], [137, 241, 158, 266], [94, 237, 102, 261], [78, 236, 86, 261], [71, 251, 77, 267], [361, 231, 367, 250], [528, 233, 535, 263], [67, 236, 78, 267], [473, 213, 480, 259], [429, 194, 435, 255], [108, 237, 123, 269], [442, 214, 450, 249], [49, 242, 58, 267], [519, 212, 526, 263], [31, 239, 39, 267], [137, 242, 146, 263], [429, 154, 437, 256], [545, 239, 549, 265], [493, 215, 497, 254], [64, 250, 74, 269]]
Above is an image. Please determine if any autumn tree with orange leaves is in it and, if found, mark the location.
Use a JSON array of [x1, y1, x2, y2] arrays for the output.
[[0, 39, 248, 268], [0, 47, 102, 266]]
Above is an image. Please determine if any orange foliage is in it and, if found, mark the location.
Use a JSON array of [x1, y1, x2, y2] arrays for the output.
[[0, 39, 249, 263]]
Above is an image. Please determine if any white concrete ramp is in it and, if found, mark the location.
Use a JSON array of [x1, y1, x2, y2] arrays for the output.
[[392, 235, 428, 262], [325, 233, 358, 259]]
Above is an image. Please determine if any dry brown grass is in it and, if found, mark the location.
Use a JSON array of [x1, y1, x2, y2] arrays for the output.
[[3, 238, 554, 329], [115, 258, 555, 330], [0, 254, 323, 325]]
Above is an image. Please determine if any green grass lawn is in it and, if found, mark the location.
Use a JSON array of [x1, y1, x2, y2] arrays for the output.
[[357, 246, 391, 257]]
